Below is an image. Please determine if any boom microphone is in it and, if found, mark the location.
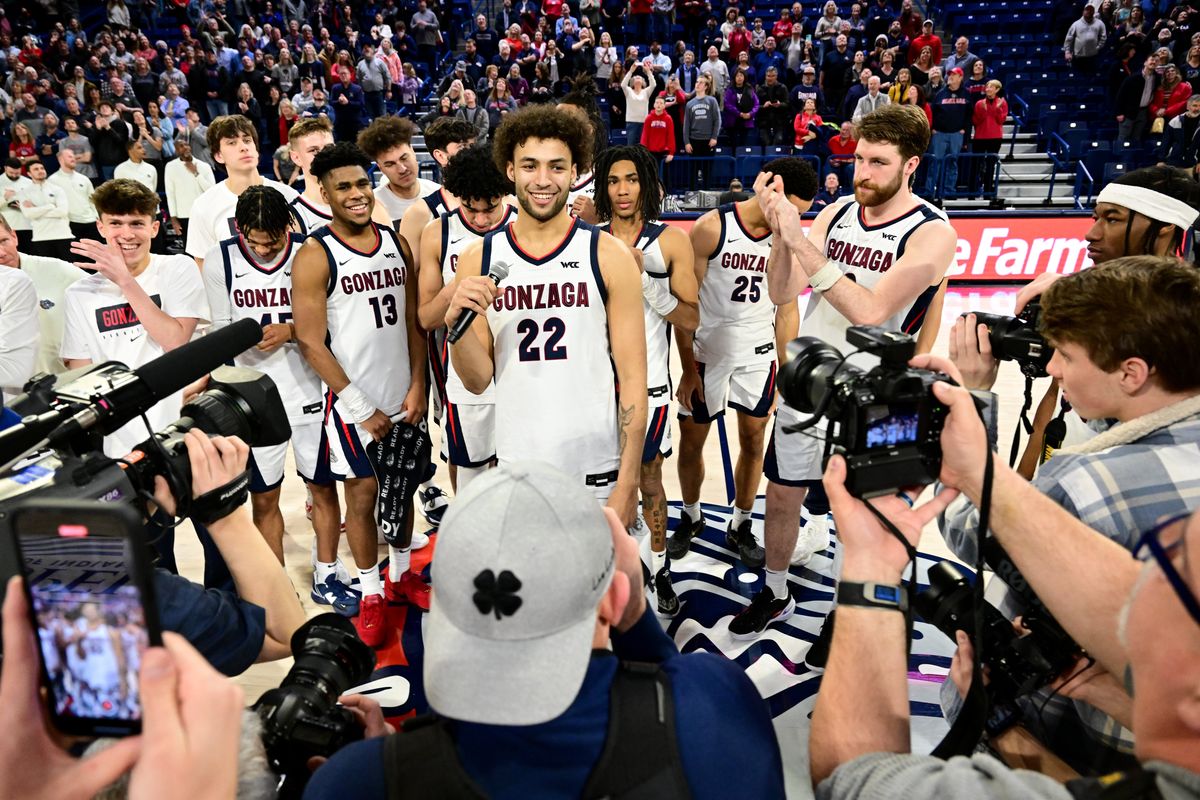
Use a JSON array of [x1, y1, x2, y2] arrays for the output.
[[131, 318, 264, 412], [447, 262, 511, 345]]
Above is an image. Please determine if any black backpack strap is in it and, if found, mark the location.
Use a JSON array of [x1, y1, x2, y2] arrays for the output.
[[383, 714, 489, 800], [581, 660, 691, 800], [1065, 768, 1163, 800]]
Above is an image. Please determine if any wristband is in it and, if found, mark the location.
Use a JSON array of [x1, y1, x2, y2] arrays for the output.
[[642, 272, 679, 317], [188, 469, 251, 525], [809, 261, 844, 293], [335, 383, 378, 425], [837, 581, 909, 613]]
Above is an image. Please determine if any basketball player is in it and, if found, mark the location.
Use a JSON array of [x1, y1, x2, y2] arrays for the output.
[[669, 159, 816, 569], [287, 117, 392, 233], [593, 144, 699, 617], [201, 186, 356, 612], [395, 118, 477, 264], [559, 79, 608, 224], [417, 146, 517, 492], [71, 604, 126, 717], [186, 115, 299, 269], [729, 105, 956, 645], [292, 143, 429, 647], [446, 105, 647, 526], [357, 116, 441, 228]]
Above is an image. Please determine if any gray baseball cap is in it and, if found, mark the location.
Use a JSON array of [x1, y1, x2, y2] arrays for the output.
[[424, 461, 616, 725]]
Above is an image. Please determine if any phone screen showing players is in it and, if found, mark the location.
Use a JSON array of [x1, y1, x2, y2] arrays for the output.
[[20, 533, 150, 722]]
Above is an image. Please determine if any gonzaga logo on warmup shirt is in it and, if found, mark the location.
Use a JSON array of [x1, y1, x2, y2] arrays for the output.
[[94, 295, 163, 335]]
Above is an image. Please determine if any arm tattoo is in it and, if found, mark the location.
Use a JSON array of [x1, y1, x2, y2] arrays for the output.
[[618, 401, 634, 455]]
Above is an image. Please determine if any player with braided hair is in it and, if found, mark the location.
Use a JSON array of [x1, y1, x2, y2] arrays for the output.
[[594, 144, 699, 617], [200, 186, 349, 612], [560, 77, 608, 223]]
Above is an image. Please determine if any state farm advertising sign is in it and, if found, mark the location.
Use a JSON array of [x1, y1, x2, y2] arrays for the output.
[[664, 215, 1094, 283]]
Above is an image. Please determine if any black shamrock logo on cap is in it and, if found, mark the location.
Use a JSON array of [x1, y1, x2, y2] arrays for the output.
[[473, 569, 523, 620]]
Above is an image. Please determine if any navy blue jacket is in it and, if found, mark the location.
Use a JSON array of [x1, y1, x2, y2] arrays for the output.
[[931, 85, 973, 134]]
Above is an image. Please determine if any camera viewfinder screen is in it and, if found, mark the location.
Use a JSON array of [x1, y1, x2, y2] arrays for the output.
[[20, 533, 149, 722], [864, 405, 920, 449]]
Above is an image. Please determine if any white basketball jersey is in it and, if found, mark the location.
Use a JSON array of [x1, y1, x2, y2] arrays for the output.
[[602, 221, 673, 409], [567, 171, 595, 212], [802, 197, 947, 355], [440, 205, 518, 405], [422, 187, 455, 220], [483, 219, 619, 484], [695, 203, 775, 367], [80, 623, 120, 688], [214, 233, 324, 423], [289, 194, 333, 235], [312, 223, 411, 416], [375, 177, 441, 226]]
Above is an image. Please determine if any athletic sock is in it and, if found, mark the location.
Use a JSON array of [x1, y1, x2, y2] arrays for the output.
[[651, 548, 667, 575], [387, 546, 411, 581], [358, 564, 383, 597], [732, 506, 752, 528], [682, 502, 701, 524], [765, 568, 788, 600], [315, 560, 336, 584]]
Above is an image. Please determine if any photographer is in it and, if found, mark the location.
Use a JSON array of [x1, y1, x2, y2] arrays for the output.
[[941, 257, 1200, 770], [809, 353, 1200, 800], [149, 429, 307, 674], [304, 463, 785, 799]]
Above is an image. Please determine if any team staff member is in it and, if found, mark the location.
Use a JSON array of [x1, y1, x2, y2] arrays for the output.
[[0, 216, 86, 382], [164, 139, 216, 241], [46, 149, 100, 242], [446, 105, 647, 526], [593, 144, 699, 617], [0, 255, 38, 400], [738, 105, 955, 650]]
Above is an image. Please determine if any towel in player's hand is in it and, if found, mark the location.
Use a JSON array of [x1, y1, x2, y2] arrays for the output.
[[367, 419, 432, 546]]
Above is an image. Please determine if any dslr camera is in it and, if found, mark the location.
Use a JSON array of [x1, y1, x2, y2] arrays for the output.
[[776, 325, 951, 497], [968, 299, 1054, 379], [255, 613, 377, 798]]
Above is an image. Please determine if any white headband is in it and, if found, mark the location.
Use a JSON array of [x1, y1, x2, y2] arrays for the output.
[[1096, 183, 1200, 231]]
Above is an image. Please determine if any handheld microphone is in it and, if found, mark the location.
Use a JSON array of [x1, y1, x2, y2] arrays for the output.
[[448, 261, 511, 344]]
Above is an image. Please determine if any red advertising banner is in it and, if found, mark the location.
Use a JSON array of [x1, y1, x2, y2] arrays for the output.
[[663, 215, 1095, 283]]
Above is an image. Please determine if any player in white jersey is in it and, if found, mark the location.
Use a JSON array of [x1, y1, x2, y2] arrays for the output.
[[559, 81, 607, 224], [729, 105, 957, 646], [293, 143, 429, 648], [593, 145, 699, 617], [447, 105, 647, 526], [200, 186, 359, 612], [417, 146, 517, 492], [396, 118, 478, 265], [186, 115, 299, 269], [357, 116, 442, 228], [287, 117, 392, 235], [71, 605, 126, 717], [669, 159, 816, 570]]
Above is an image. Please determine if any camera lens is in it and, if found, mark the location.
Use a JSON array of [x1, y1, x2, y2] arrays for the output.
[[777, 337, 845, 413]]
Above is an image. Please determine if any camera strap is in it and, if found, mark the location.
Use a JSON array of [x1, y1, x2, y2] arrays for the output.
[[1008, 375, 1037, 468], [931, 450, 996, 759]]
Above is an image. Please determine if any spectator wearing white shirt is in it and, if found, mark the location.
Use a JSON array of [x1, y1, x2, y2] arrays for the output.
[[0, 216, 86, 380], [46, 149, 100, 241], [164, 139, 216, 241], [699, 46, 731, 99], [19, 163, 73, 262], [114, 139, 159, 193], [0, 261, 39, 401], [853, 75, 891, 123], [60, 179, 209, 458], [0, 159, 33, 250]]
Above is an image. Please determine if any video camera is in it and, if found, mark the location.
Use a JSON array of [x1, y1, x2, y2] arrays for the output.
[[776, 325, 952, 497], [968, 299, 1054, 379], [0, 319, 290, 517]]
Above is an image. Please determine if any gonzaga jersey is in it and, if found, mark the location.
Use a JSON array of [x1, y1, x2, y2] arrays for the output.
[[79, 623, 121, 688], [289, 194, 333, 235], [215, 233, 324, 424], [602, 222, 673, 408], [695, 203, 775, 367], [440, 205, 518, 405], [483, 219, 619, 482], [423, 187, 455, 219], [567, 171, 595, 211], [312, 223, 411, 416], [802, 197, 946, 354]]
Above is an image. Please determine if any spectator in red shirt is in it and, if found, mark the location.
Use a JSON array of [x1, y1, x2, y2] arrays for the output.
[[1151, 64, 1193, 123], [793, 98, 824, 149], [826, 120, 858, 186], [908, 19, 942, 66], [898, 0, 924, 41], [772, 9, 794, 40], [542, 0, 564, 29], [641, 95, 677, 161], [728, 17, 753, 64], [971, 79, 1007, 196]]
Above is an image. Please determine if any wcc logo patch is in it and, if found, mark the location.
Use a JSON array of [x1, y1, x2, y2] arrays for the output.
[[94, 295, 162, 333]]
